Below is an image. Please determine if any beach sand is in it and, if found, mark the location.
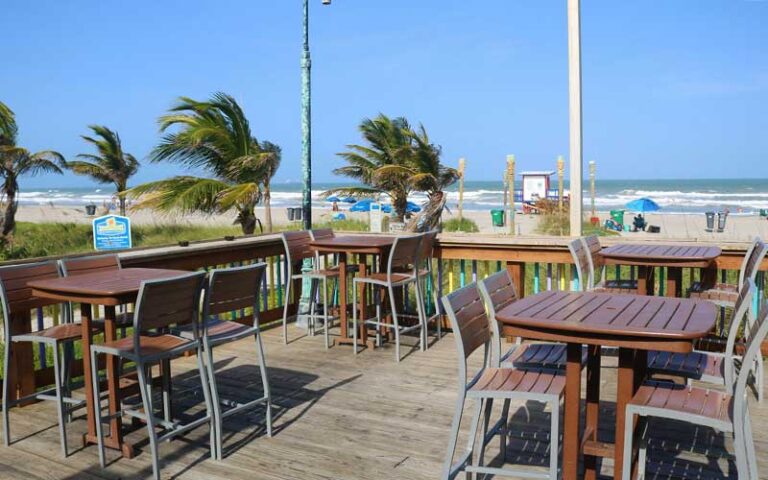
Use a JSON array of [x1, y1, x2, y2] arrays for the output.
[[13, 204, 768, 241]]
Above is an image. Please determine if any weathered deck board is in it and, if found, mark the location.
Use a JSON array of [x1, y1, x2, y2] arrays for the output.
[[0, 325, 765, 479]]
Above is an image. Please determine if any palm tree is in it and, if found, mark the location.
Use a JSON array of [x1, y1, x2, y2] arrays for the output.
[[329, 114, 458, 228], [226, 140, 281, 232], [0, 102, 65, 237], [67, 125, 139, 216], [329, 115, 416, 222], [127, 92, 280, 235]]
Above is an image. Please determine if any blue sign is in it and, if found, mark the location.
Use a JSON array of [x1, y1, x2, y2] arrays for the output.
[[92, 215, 132, 251]]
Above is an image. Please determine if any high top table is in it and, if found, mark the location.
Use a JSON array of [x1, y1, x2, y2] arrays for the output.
[[495, 290, 716, 480], [600, 244, 721, 297], [29, 267, 188, 457], [309, 235, 396, 348]]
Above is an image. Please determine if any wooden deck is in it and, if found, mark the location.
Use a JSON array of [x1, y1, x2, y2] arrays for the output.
[[1, 325, 766, 479]]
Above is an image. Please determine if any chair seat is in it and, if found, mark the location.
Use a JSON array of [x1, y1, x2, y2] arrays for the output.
[[12, 323, 88, 343], [629, 382, 733, 426], [174, 319, 253, 342], [96, 334, 192, 358], [469, 368, 565, 398], [593, 279, 638, 293], [688, 282, 739, 304], [647, 350, 724, 382], [507, 343, 588, 370]]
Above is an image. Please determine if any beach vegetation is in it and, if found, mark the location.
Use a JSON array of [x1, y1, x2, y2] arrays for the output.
[[0, 102, 65, 238], [442, 217, 480, 233], [328, 114, 457, 228], [67, 125, 139, 216], [127, 92, 281, 234]]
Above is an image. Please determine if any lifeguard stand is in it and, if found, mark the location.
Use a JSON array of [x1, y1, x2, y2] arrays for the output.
[[519, 171, 555, 214]]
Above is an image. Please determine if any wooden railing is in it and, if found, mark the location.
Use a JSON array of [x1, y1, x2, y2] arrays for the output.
[[2, 232, 767, 389]]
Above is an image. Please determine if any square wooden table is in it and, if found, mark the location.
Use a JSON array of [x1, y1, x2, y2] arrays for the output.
[[309, 235, 395, 348], [495, 290, 716, 480], [29, 267, 188, 457], [600, 244, 721, 297]]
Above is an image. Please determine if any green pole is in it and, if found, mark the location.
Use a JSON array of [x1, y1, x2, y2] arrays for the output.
[[301, 0, 312, 230]]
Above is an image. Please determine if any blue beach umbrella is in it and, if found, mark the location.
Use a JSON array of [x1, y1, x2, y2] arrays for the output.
[[406, 201, 422, 213], [350, 199, 392, 213], [625, 197, 660, 213], [326, 196, 341, 202], [342, 197, 357, 204]]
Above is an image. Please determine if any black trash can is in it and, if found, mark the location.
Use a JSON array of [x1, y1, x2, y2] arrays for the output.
[[294, 207, 303, 221], [717, 211, 728, 232], [287, 207, 296, 221], [705, 211, 715, 232], [85, 204, 97, 216]]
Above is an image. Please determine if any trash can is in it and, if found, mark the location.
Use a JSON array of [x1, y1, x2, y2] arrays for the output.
[[717, 211, 728, 232], [286, 207, 295, 221], [705, 211, 715, 232], [610, 209, 625, 226], [490, 209, 505, 227], [760, 209, 768, 217], [85, 204, 97, 216], [294, 207, 303, 221]]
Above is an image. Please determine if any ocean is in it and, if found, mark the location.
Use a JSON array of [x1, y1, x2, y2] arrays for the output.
[[18, 178, 768, 214]]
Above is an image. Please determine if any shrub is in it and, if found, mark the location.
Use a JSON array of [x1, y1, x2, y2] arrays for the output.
[[443, 217, 479, 233]]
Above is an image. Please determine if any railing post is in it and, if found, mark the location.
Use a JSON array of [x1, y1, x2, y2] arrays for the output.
[[506, 261, 526, 298], [533, 263, 540, 294]]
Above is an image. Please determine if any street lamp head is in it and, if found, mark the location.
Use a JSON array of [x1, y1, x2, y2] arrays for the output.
[[322, 0, 331, 4]]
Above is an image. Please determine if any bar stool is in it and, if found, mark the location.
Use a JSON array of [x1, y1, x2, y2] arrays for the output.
[[281, 231, 341, 347], [175, 263, 272, 460], [622, 301, 768, 480], [90, 271, 213, 480], [410, 229, 442, 344], [441, 283, 564, 480], [352, 234, 425, 361], [0, 260, 86, 457]]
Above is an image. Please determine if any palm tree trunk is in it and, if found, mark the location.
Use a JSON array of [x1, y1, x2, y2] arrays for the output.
[[393, 193, 408, 223], [405, 191, 445, 232], [119, 196, 126, 216], [1, 185, 18, 238], [264, 187, 273, 233], [238, 206, 257, 235]]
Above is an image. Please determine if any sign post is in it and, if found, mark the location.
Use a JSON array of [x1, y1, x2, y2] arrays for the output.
[[92, 215, 132, 251]]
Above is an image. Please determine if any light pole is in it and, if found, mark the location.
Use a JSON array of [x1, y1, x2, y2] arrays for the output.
[[301, 0, 331, 230]]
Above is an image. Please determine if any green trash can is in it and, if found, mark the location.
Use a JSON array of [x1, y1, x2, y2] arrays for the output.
[[490, 209, 505, 227], [760, 209, 768, 217], [610, 209, 625, 226]]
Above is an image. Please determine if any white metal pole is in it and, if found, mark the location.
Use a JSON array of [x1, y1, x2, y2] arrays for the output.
[[567, 0, 583, 237]]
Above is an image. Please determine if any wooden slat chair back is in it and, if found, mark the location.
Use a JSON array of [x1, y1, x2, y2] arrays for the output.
[[281, 231, 314, 266], [418, 230, 438, 262], [477, 270, 519, 362], [725, 279, 756, 387], [133, 272, 206, 336], [740, 237, 767, 292], [0, 261, 64, 320], [568, 238, 592, 291], [206, 263, 266, 319], [582, 235, 605, 286], [442, 283, 491, 388], [59, 254, 121, 277], [387, 234, 422, 273]]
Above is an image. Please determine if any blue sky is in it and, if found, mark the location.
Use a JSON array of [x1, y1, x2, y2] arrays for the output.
[[3, 0, 767, 189]]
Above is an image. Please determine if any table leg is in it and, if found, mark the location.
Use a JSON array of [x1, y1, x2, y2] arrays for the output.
[[615, 348, 640, 480], [583, 345, 601, 480], [80, 304, 97, 442], [666, 267, 682, 298], [636, 266, 655, 296], [700, 264, 718, 289], [337, 253, 348, 342], [357, 255, 369, 346], [563, 343, 583, 480], [8, 312, 35, 405]]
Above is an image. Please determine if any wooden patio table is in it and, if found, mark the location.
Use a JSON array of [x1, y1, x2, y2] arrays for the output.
[[28, 267, 188, 457], [600, 244, 721, 297], [495, 290, 716, 480], [309, 235, 395, 348]]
